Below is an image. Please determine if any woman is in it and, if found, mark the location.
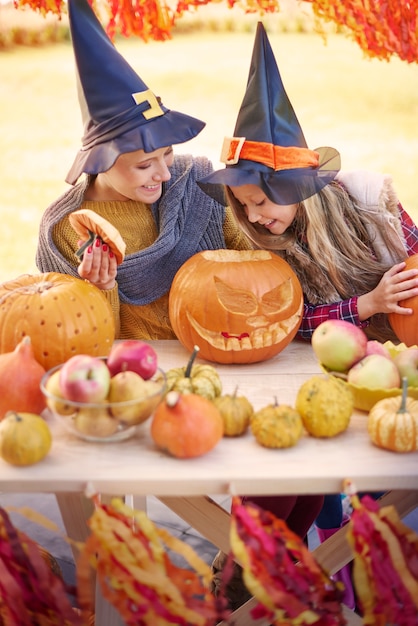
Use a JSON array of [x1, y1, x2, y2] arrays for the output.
[[36, 0, 251, 340]]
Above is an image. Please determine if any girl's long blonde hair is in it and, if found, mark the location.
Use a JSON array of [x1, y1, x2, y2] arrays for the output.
[[226, 180, 404, 301]]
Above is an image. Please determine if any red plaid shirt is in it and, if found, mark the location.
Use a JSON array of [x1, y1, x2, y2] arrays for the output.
[[298, 205, 418, 339]]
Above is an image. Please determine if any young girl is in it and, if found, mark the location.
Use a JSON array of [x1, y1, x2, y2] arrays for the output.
[[198, 21, 418, 610]]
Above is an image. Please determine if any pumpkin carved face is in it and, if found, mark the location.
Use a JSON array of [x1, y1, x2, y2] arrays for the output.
[[168, 250, 303, 364]]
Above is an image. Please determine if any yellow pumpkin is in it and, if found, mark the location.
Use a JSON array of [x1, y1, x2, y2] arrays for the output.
[[0, 411, 52, 466], [251, 401, 303, 448], [213, 387, 254, 436], [368, 378, 418, 452], [168, 249, 303, 364], [165, 346, 222, 400], [295, 375, 353, 438], [0, 272, 115, 370]]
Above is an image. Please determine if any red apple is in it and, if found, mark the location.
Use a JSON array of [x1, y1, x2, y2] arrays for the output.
[[347, 354, 401, 389], [366, 340, 391, 359], [59, 355, 111, 403], [311, 320, 368, 372], [106, 340, 158, 380], [393, 347, 418, 387]]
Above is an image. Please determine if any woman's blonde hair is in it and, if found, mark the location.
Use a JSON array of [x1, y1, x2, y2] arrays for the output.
[[226, 181, 404, 300]]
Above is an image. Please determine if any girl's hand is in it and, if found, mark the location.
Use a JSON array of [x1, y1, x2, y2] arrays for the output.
[[76, 237, 117, 290], [358, 261, 418, 320]]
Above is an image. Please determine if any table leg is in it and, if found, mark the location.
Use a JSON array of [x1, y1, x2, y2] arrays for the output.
[[157, 495, 231, 554], [312, 489, 418, 574]]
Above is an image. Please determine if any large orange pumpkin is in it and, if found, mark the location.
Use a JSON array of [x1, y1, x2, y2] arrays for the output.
[[0, 273, 115, 370], [389, 254, 418, 346], [168, 250, 303, 364]]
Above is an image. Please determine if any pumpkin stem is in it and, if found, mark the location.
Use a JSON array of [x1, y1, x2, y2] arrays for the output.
[[166, 391, 181, 408], [232, 385, 239, 398], [399, 377, 408, 414], [274, 396, 279, 407], [5, 411, 21, 422], [185, 345, 200, 378]]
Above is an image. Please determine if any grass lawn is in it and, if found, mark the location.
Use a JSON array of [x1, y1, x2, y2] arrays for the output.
[[1, 28, 418, 282]]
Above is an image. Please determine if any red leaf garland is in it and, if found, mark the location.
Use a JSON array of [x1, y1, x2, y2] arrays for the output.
[[345, 484, 418, 625], [12, 0, 418, 62], [75, 496, 227, 626], [228, 496, 347, 625], [0, 507, 82, 626]]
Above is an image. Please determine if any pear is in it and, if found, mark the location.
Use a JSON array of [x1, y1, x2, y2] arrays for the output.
[[74, 406, 119, 438], [108, 370, 160, 425], [44, 369, 75, 416]]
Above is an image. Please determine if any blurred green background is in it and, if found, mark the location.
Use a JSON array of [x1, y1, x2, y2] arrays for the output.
[[1, 3, 418, 282]]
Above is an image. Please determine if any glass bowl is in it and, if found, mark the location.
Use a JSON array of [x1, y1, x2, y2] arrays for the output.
[[320, 341, 418, 412], [40, 361, 166, 442]]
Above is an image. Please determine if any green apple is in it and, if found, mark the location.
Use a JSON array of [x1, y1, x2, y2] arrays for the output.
[[347, 354, 401, 389], [311, 320, 368, 372], [108, 370, 159, 425], [393, 347, 418, 388], [74, 406, 119, 438], [59, 355, 111, 403]]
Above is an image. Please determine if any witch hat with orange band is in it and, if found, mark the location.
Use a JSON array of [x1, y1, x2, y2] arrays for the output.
[[198, 22, 340, 205], [65, 0, 205, 185]]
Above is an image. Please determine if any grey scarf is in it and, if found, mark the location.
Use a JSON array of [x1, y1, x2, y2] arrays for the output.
[[36, 154, 226, 305]]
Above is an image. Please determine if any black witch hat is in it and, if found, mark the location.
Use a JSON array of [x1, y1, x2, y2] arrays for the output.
[[66, 0, 205, 185], [198, 22, 340, 205]]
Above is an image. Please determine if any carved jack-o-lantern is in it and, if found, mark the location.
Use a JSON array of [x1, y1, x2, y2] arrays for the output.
[[168, 250, 303, 364]]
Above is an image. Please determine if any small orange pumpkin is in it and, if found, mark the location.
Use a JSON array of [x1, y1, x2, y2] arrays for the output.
[[151, 390, 224, 458], [169, 250, 303, 364], [0, 336, 46, 420], [389, 253, 418, 346], [0, 273, 115, 370]]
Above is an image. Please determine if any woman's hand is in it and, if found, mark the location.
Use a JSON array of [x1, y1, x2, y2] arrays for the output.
[[358, 261, 418, 320], [76, 237, 118, 290]]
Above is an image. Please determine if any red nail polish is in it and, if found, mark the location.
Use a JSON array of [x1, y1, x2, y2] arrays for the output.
[[109, 251, 114, 258], [87, 246, 92, 254], [95, 238, 101, 247], [102, 244, 108, 252]]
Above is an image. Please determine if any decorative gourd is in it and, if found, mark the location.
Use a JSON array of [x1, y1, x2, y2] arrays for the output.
[[295, 375, 353, 437], [367, 377, 418, 452], [213, 387, 254, 436], [0, 336, 46, 420], [389, 254, 418, 346], [250, 399, 303, 448], [165, 345, 222, 400], [0, 272, 115, 370], [0, 411, 52, 466], [151, 391, 224, 458], [168, 250, 303, 364]]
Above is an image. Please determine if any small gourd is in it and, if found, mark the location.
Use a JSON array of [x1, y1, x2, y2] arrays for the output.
[[0, 336, 46, 420], [295, 375, 353, 437], [213, 387, 254, 436], [251, 399, 303, 448], [0, 411, 52, 466], [165, 345, 222, 400], [368, 377, 418, 452], [151, 391, 224, 458]]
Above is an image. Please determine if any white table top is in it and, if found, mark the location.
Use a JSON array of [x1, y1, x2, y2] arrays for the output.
[[0, 340, 416, 497]]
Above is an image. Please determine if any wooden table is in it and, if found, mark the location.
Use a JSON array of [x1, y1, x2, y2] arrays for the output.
[[0, 340, 417, 625]]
